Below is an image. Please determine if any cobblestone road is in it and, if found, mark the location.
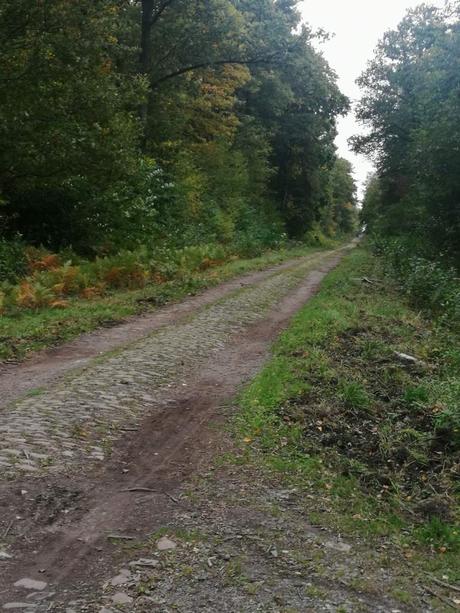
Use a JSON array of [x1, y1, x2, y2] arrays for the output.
[[0, 250, 338, 478]]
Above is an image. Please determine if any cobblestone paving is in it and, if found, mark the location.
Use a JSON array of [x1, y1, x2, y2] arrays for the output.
[[0, 252, 335, 479]]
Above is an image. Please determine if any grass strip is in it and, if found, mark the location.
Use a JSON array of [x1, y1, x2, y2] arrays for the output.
[[237, 245, 459, 584]]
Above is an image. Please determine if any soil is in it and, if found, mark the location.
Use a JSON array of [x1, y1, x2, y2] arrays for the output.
[[280, 324, 457, 522]]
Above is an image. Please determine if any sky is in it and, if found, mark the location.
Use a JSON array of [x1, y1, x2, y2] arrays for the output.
[[299, 0, 446, 199]]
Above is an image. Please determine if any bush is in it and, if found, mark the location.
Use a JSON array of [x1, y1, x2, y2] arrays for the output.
[[0, 237, 27, 282], [304, 224, 337, 249], [371, 238, 460, 327]]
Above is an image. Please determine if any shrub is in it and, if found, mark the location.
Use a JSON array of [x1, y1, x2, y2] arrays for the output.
[[15, 281, 54, 310], [0, 237, 27, 282], [371, 238, 460, 327], [94, 251, 149, 290], [304, 224, 336, 249]]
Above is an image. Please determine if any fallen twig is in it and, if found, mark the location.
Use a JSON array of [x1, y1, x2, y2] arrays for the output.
[[107, 534, 136, 541], [424, 585, 457, 609], [164, 492, 180, 504], [428, 575, 460, 594], [2, 520, 14, 539]]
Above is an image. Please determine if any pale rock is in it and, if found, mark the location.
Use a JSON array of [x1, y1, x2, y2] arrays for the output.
[[324, 540, 352, 553], [129, 558, 159, 568], [109, 568, 132, 587], [111, 593, 133, 606], [14, 578, 47, 591], [157, 536, 176, 551], [0, 551, 12, 560]]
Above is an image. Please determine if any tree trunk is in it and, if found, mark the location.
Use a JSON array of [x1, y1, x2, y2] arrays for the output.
[[139, 0, 154, 133]]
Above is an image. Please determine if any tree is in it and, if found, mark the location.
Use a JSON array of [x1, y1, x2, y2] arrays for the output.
[[0, 0, 144, 250], [353, 3, 460, 262], [0, 0, 352, 254]]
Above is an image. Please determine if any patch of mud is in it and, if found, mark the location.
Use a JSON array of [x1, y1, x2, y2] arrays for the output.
[[33, 486, 82, 526], [44, 465, 429, 612]]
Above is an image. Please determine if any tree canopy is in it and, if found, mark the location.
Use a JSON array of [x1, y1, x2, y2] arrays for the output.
[[0, 0, 357, 254], [355, 2, 460, 264]]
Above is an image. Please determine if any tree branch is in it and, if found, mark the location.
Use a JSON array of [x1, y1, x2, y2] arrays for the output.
[[150, 48, 293, 89]]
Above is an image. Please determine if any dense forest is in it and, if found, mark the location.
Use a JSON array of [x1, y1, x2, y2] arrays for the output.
[[0, 0, 357, 284], [356, 2, 460, 269]]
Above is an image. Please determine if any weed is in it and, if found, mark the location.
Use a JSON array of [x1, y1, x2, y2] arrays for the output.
[[403, 385, 429, 407], [339, 380, 370, 410], [305, 585, 326, 599], [415, 518, 460, 552]]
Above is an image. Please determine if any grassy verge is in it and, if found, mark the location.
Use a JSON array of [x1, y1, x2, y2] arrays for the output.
[[237, 246, 459, 589], [0, 243, 327, 363]]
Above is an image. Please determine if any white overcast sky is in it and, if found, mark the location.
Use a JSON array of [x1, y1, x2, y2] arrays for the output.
[[299, 0, 445, 198]]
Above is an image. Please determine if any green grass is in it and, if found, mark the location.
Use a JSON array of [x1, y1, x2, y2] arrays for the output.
[[236, 245, 460, 583], [0, 243, 328, 362]]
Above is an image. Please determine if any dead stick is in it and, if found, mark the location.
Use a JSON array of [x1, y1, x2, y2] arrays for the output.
[[424, 586, 457, 610], [165, 492, 179, 504], [3, 520, 14, 538], [107, 534, 136, 540], [428, 576, 460, 594], [121, 487, 156, 493]]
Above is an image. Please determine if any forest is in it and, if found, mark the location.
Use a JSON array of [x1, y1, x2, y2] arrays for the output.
[[356, 3, 460, 323], [0, 0, 358, 312]]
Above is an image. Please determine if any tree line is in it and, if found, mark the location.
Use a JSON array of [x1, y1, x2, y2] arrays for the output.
[[0, 0, 357, 259], [356, 2, 460, 266]]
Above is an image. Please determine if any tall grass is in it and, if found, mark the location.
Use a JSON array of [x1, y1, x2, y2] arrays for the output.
[[371, 238, 460, 328]]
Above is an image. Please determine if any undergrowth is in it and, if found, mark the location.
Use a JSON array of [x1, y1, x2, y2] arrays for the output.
[[237, 246, 459, 585], [371, 237, 460, 329]]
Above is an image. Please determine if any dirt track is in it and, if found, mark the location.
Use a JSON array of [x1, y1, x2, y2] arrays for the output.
[[0, 243, 413, 612]]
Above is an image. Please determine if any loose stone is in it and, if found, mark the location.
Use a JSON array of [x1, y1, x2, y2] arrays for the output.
[[111, 592, 133, 605], [157, 536, 177, 551], [13, 578, 48, 591]]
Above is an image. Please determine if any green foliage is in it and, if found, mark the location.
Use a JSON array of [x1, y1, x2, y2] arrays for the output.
[[0, 0, 355, 261], [355, 5, 460, 262], [339, 380, 370, 410], [415, 518, 460, 552], [0, 0, 145, 249], [370, 238, 460, 327], [0, 237, 27, 282]]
